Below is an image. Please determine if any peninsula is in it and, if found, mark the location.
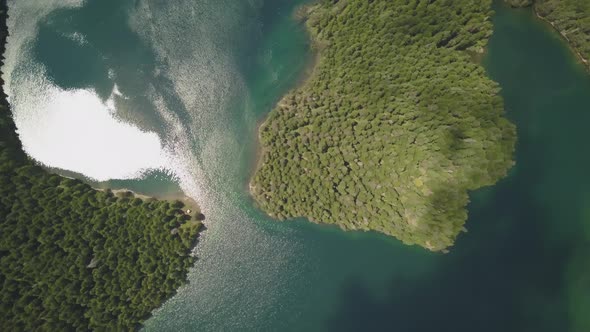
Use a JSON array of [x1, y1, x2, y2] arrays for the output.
[[251, 0, 517, 252]]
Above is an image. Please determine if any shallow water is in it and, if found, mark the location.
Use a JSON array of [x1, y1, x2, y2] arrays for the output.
[[4, 0, 590, 331]]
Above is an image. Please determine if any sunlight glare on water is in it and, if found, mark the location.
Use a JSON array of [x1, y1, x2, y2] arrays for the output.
[[4, 0, 173, 181], [13, 81, 168, 180]]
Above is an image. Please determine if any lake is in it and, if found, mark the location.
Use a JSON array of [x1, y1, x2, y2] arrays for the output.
[[4, 0, 589, 331]]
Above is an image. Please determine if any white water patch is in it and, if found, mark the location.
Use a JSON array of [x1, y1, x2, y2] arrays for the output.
[[11, 64, 169, 181], [4, 0, 174, 182], [64, 31, 88, 45], [112, 83, 124, 98]]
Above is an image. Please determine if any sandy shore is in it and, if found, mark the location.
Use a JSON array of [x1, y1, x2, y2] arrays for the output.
[[104, 188, 202, 215]]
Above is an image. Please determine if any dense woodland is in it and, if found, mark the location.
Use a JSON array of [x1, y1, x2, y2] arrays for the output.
[[0, 5, 202, 330], [506, 0, 590, 69], [251, 0, 516, 251]]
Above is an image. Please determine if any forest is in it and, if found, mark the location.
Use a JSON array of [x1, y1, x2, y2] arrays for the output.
[[0, 5, 203, 330], [506, 0, 590, 69], [251, 0, 517, 252]]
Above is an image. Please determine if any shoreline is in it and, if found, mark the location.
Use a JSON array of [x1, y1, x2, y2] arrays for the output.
[[46, 166, 203, 216], [55, 171, 203, 219], [248, 3, 322, 203], [532, 5, 589, 70], [99, 187, 203, 219], [250, 0, 590, 202], [244, 0, 518, 252]]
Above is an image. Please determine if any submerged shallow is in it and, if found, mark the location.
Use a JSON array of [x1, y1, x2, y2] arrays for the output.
[[4, 0, 590, 331]]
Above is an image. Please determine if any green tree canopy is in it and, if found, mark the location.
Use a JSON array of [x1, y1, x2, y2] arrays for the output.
[[251, 0, 516, 252]]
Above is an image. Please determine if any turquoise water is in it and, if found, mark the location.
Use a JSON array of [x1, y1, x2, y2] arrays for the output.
[[4, 0, 590, 331]]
